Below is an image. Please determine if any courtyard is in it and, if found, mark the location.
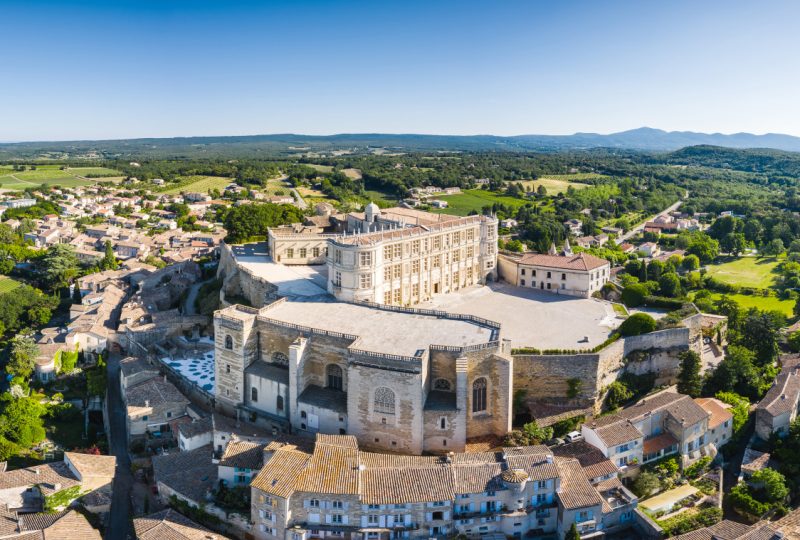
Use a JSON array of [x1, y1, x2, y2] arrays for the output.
[[161, 336, 216, 393]]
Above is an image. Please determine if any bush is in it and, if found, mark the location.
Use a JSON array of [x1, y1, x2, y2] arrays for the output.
[[604, 381, 633, 410], [632, 470, 662, 498], [644, 296, 686, 310], [619, 313, 657, 336], [551, 416, 585, 438], [622, 283, 649, 307], [684, 456, 711, 479]]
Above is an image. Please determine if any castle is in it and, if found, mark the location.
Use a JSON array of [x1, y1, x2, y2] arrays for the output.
[[214, 298, 512, 455], [268, 204, 498, 305]]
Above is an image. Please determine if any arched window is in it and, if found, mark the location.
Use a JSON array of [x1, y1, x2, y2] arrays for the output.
[[327, 364, 343, 391], [277, 395, 284, 411], [225, 335, 233, 350], [374, 387, 395, 415], [251, 387, 258, 402], [272, 351, 289, 366], [433, 378, 451, 391], [472, 378, 487, 413]]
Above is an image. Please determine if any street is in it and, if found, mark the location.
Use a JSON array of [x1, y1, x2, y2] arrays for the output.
[[105, 352, 133, 540]]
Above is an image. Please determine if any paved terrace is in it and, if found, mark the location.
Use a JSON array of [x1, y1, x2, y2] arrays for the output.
[[231, 242, 329, 298], [421, 282, 620, 350], [261, 300, 496, 358]]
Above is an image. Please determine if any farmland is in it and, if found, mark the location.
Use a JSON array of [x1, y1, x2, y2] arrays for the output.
[[159, 175, 234, 195], [705, 256, 781, 289], [0, 164, 122, 190], [428, 188, 530, 216], [511, 172, 605, 195]]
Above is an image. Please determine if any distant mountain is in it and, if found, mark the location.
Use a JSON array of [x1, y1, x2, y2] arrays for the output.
[[2, 127, 800, 159]]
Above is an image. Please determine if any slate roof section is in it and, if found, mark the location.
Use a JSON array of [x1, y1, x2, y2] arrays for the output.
[[551, 441, 618, 481], [177, 416, 213, 440], [758, 362, 800, 418]]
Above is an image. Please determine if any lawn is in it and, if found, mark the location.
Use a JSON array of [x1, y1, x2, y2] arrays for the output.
[[513, 178, 592, 195], [429, 188, 529, 216], [0, 276, 22, 294], [160, 175, 233, 195], [705, 292, 794, 317], [306, 164, 334, 173], [705, 256, 781, 289], [65, 166, 122, 177]]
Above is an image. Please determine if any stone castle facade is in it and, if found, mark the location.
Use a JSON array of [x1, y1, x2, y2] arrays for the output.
[[214, 299, 512, 455]]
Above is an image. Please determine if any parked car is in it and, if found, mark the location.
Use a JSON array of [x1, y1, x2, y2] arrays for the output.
[[565, 431, 584, 443]]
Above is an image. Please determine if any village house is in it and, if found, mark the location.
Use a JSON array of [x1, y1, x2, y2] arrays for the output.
[[581, 390, 727, 469], [125, 376, 190, 439], [637, 242, 660, 258], [756, 355, 800, 440], [500, 242, 610, 298], [248, 433, 641, 540]]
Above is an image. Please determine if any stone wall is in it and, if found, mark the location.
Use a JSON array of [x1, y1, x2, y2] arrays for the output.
[[513, 325, 700, 414], [218, 243, 280, 308]]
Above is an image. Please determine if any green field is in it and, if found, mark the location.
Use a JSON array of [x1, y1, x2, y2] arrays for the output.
[[706, 292, 794, 317], [0, 276, 22, 294], [0, 164, 122, 190], [705, 256, 781, 289], [429, 188, 529, 216], [306, 164, 334, 173], [160, 175, 233, 195]]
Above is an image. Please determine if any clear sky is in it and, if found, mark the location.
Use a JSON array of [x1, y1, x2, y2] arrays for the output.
[[2, 0, 800, 141]]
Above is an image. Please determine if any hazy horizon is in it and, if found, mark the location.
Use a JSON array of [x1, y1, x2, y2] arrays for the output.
[[3, 0, 800, 141]]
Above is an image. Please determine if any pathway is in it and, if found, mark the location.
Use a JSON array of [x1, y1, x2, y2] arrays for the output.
[[105, 352, 133, 540], [183, 278, 213, 316], [615, 198, 685, 245]]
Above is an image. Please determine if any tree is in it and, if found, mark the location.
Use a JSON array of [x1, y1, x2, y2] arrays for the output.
[[86, 355, 107, 397], [658, 272, 682, 298], [762, 238, 785, 257], [676, 350, 702, 397], [705, 345, 761, 400], [0, 394, 46, 448], [604, 381, 632, 410], [720, 233, 747, 256], [7, 333, 37, 379], [35, 244, 79, 292], [101, 240, 118, 271], [739, 309, 782, 366], [619, 313, 656, 337], [686, 232, 719, 263], [224, 203, 304, 243], [621, 283, 648, 307], [565, 523, 581, 540], [631, 471, 661, 498], [681, 254, 700, 272], [751, 468, 789, 504], [789, 330, 800, 353]]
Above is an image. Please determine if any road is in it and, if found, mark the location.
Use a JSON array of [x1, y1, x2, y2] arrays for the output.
[[105, 352, 133, 540], [291, 187, 308, 209], [615, 198, 684, 245], [183, 278, 213, 316]]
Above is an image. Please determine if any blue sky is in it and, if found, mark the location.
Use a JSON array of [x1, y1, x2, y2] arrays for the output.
[[2, 0, 800, 141]]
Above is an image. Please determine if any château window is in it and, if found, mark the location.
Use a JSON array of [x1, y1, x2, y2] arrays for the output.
[[374, 387, 395, 415], [272, 351, 289, 366], [299, 248, 307, 258], [251, 388, 258, 402], [433, 379, 451, 391], [286, 248, 294, 259], [327, 364, 343, 391], [277, 395, 284, 411], [225, 335, 233, 349], [472, 378, 487, 413]]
